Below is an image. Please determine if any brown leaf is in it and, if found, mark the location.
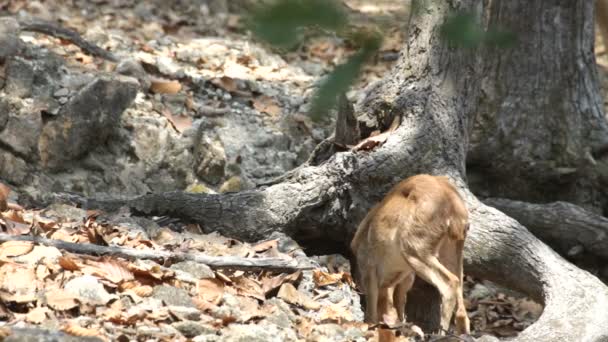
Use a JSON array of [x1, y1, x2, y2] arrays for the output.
[[82, 258, 134, 284], [317, 301, 353, 322], [261, 271, 301, 295], [162, 109, 193, 133], [252, 95, 281, 117], [58, 256, 81, 271], [2, 218, 31, 235], [197, 278, 225, 305], [46, 288, 79, 311], [25, 306, 49, 324], [312, 270, 343, 287], [252, 239, 278, 253], [211, 76, 238, 93], [0, 183, 9, 212], [232, 276, 265, 301], [277, 283, 320, 310], [61, 323, 103, 339], [150, 79, 182, 94], [0, 241, 34, 258]]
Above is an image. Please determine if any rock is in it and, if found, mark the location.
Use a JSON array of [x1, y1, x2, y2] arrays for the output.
[[0, 17, 22, 60], [220, 323, 297, 342], [476, 335, 500, 342], [170, 261, 214, 279], [219, 176, 241, 193], [0, 98, 9, 130], [43, 203, 87, 222], [4, 328, 102, 342], [4, 57, 35, 98], [116, 59, 151, 91], [168, 305, 202, 321], [53, 88, 70, 97], [39, 76, 138, 170], [0, 107, 42, 157], [172, 321, 216, 338], [152, 285, 195, 308], [64, 275, 117, 305], [194, 134, 226, 184], [469, 283, 493, 300], [0, 149, 29, 184]]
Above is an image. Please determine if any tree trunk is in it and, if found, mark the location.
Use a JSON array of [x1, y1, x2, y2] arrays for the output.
[[467, 0, 608, 214], [79, 1, 608, 340]]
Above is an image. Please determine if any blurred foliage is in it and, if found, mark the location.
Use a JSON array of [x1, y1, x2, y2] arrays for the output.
[[441, 12, 516, 48], [249, 1, 514, 121], [248, 0, 347, 49]]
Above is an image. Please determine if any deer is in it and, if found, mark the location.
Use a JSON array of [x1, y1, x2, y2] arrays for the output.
[[350, 174, 470, 335]]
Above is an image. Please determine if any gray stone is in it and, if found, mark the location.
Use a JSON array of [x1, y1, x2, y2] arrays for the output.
[[0, 98, 9, 130], [172, 321, 216, 338], [152, 285, 195, 308], [221, 323, 297, 342], [194, 134, 226, 184], [5, 57, 35, 97], [171, 261, 214, 279], [43, 203, 87, 222], [39, 76, 138, 170], [53, 88, 70, 97], [168, 305, 202, 321], [0, 17, 22, 60], [0, 109, 41, 157], [0, 150, 28, 183], [116, 58, 151, 91]]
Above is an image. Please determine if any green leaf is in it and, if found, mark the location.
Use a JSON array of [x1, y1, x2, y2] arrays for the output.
[[309, 52, 366, 121], [248, 0, 347, 48]]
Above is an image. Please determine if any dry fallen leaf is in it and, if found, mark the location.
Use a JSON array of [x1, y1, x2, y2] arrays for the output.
[[252, 95, 281, 117], [277, 283, 320, 310], [232, 276, 265, 301], [162, 109, 193, 133], [82, 258, 134, 284], [0, 241, 34, 258], [211, 76, 238, 93], [312, 269, 344, 287], [58, 256, 81, 271], [197, 278, 225, 305], [252, 239, 278, 253], [45, 289, 78, 311], [150, 79, 182, 94], [0, 183, 9, 212], [61, 323, 104, 339], [25, 306, 49, 324]]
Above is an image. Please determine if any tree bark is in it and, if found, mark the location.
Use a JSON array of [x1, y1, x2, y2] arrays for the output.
[[484, 198, 608, 259], [78, 1, 608, 340], [467, 0, 608, 214]]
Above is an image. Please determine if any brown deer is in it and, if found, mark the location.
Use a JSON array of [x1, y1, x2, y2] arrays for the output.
[[350, 174, 470, 334]]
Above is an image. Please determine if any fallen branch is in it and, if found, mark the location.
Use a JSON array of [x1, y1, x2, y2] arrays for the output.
[[483, 198, 608, 259], [19, 18, 119, 62], [0, 233, 311, 272]]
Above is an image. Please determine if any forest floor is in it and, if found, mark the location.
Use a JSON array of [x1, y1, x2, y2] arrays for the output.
[[4, 0, 604, 341]]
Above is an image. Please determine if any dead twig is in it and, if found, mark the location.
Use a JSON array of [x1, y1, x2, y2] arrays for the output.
[[0, 233, 312, 271]]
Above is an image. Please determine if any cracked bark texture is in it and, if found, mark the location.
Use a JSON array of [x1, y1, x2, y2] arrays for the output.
[[82, 1, 608, 340], [467, 0, 608, 214]]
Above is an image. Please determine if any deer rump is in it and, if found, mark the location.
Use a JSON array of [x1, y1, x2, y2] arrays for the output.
[[350, 174, 469, 334]]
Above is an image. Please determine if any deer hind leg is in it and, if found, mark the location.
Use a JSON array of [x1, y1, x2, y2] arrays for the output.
[[394, 273, 415, 322], [453, 240, 470, 334], [404, 254, 460, 334]]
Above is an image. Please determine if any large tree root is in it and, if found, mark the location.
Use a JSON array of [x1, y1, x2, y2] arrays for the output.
[[484, 198, 608, 259]]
